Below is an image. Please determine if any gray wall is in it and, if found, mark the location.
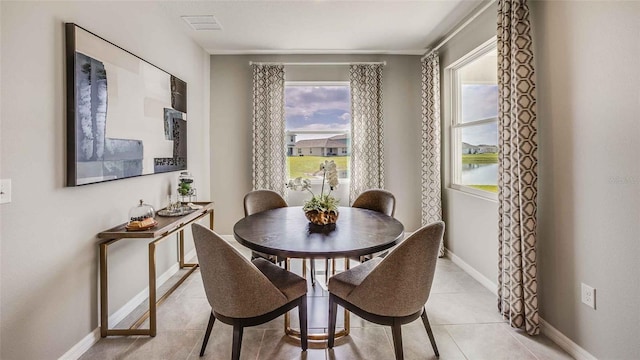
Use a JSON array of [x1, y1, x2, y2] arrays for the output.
[[441, 1, 640, 358], [439, 3, 500, 286], [210, 54, 422, 234], [531, 1, 640, 358], [0, 2, 210, 358]]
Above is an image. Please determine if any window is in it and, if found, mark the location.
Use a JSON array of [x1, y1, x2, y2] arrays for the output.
[[285, 82, 351, 181], [450, 39, 498, 197]]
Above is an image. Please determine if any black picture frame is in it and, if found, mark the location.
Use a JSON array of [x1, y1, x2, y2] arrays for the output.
[[65, 23, 188, 186]]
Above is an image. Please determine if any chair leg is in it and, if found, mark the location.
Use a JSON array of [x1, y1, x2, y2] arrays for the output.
[[298, 295, 308, 351], [310, 259, 316, 286], [324, 259, 330, 285], [391, 320, 404, 360], [199, 312, 216, 356], [231, 323, 244, 360], [421, 308, 439, 357], [327, 294, 338, 348]]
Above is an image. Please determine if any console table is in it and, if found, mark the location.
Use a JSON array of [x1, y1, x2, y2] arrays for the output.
[[97, 202, 214, 337]]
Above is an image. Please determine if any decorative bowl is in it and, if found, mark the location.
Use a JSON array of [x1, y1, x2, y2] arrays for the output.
[[304, 210, 339, 226]]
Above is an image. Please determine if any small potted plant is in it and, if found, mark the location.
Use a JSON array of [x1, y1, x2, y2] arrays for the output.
[[287, 160, 340, 225]]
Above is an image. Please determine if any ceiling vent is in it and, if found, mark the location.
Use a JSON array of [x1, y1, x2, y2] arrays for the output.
[[181, 15, 222, 31]]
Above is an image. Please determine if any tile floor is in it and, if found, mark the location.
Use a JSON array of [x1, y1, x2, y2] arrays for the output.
[[81, 242, 573, 360]]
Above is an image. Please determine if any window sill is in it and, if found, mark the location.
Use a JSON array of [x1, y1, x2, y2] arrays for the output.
[[448, 184, 498, 202]]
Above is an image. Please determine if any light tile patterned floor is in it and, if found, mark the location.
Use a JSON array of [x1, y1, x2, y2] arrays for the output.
[[81, 242, 573, 360]]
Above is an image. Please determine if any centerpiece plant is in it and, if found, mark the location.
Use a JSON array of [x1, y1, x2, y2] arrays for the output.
[[287, 160, 340, 225]]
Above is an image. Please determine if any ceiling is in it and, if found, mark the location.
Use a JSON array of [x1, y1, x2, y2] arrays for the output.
[[157, 1, 484, 55]]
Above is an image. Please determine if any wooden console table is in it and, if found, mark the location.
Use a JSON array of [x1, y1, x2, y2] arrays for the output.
[[97, 202, 214, 337]]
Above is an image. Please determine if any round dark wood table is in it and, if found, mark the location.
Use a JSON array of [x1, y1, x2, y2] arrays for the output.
[[233, 206, 405, 259]]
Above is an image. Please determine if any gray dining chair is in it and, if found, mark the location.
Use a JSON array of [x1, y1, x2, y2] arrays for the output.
[[244, 189, 317, 285], [327, 221, 445, 360], [192, 223, 308, 359], [351, 189, 396, 261], [351, 189, 396, 217], [243, 190, 288, 265]]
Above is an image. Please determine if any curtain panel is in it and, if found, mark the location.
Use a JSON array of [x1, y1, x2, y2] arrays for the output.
[[497, 0, 540, 336], [252, 65, 287, 197], [349, 65, 385, 204], [420, 52, 444, 257]]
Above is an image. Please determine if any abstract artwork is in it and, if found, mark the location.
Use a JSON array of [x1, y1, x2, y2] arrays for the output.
[[65, 23, 188, 186]]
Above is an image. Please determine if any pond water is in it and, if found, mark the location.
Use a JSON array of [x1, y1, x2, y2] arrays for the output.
[[461, 163, 498, 185]]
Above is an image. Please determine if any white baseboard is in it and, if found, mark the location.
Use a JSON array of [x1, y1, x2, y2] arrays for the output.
[[444, 247, 498, 295], [540, 319, 598, 360], [444, 247, 597, 360], [58, 328, 101, 360], [60, 248, 197, 360]]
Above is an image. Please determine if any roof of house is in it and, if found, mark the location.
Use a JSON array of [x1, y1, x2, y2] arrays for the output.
[[295, 134, 349, 148]]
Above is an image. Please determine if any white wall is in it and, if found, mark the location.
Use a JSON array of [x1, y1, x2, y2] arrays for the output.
[[210, 55, 422, 234], [531, 1, 640, 358], [0, 2, 210, 358]]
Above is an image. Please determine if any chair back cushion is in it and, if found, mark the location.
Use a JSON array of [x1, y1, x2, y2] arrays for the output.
[[346, 221, 445, 317], [192, 223, 288, 318], [244, 190, 288, 217], [351, 189, 396, 217]]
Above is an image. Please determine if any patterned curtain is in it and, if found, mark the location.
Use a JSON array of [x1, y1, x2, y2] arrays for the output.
[[252, 65, 287, 196], [497, 0, 539, 336], [421, 52, 444, 257], [349, 65, 384, 204]]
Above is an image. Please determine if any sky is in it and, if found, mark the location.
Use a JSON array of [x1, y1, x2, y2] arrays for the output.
[[461, 84, 498, 146], [285, 86, 350, 139]]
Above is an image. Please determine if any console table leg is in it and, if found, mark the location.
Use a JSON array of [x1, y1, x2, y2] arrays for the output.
[[100, 242, 109, 337], [149, 242, 157, 337], [179, 230, 185, 268]]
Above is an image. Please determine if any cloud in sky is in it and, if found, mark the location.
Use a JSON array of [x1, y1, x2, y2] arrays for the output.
[[462, 84, 498, 123], [462, 122, 498, 146], [286, 86, 350, 131]]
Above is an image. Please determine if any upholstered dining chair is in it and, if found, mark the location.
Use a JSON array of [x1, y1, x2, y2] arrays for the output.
[[244, 189, 317, 285], [351, 189, 397, 262], [192, 223, 308, 359], [351, 189, 396, 217], [327, 221, 445, 360]]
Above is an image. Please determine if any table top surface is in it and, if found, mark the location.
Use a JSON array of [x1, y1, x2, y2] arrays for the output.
[[98, 202, 214, 239], [233, 206, 404, 259]]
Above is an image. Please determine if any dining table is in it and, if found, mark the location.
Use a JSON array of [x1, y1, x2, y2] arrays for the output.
[[233, 205, 405, 340]]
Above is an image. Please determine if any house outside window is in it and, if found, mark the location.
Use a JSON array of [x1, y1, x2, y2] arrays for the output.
[[449, 39, 498, 198], [284, 82, 351, 182]]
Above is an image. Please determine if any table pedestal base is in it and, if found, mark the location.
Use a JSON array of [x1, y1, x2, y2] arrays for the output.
[[284, 257, 351, 341]]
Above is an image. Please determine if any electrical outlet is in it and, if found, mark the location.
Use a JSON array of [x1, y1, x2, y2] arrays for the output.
[[581, 283, 596, 309], [0, 179, 11, 204]]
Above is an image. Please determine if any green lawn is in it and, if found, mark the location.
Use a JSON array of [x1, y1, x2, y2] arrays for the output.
[[462, 152, 498, 164], [287, 156, 349, 179], [469, 185, 498, 193]]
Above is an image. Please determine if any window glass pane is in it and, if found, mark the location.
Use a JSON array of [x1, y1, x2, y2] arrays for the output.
[[451, 45, 499, 194], [285, 85, 351, 180], [458, 49, 498, 124], [457, 123, 498, 192]]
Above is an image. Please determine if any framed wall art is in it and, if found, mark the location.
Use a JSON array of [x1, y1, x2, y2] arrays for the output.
[[65, 23, 188, 186]]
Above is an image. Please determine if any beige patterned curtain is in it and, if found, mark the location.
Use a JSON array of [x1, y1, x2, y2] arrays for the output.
[[421, 52, 444, 257], [349, 65, 384, 204], [252, 65, 287, 196], [497, 0, 539, 336]]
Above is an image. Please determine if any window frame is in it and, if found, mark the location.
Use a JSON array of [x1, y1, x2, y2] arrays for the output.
[[447, 37, 499, 200], [284, 81, 351, 185]]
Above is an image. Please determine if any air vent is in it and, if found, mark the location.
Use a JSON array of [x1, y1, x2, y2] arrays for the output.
[[181, 15, 222, 31]]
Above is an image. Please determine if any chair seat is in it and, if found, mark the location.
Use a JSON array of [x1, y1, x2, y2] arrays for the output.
[[252, 258, 307, 301], [327, 257, 382, 300]]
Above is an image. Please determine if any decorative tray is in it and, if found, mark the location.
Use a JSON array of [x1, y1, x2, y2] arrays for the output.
[[125, 220, 158, 231], [157, 207, 197, 217]]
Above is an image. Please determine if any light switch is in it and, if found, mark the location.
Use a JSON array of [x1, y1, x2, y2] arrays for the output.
[[0, 179, 12, 204]]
